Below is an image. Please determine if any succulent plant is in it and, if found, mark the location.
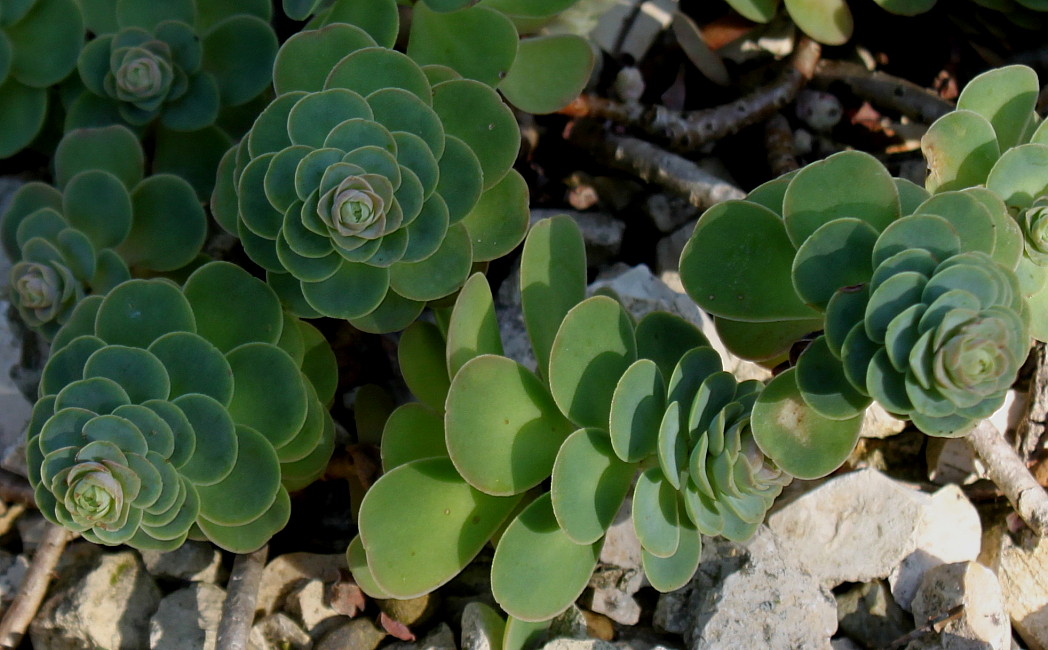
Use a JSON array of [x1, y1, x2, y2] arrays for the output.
[[211, 23, 531, 332], [1, 124, 207, 338], [0, 0, 84, 157], [26, 261, 338, 552], [721, 0, 1048, 45], [281, 0, 593, 114], [921, 64, 1048, 340], [680, 149, 1035, 477], [348, 216, 790, 624]]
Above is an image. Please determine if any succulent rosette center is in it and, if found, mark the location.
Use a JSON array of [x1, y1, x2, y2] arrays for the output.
[[66, 462, 124, 526], [319, 175, 388, 240], [1022, 203, 1048, 265], [110, 46, 174, 107], [9, 260, 80, 330]]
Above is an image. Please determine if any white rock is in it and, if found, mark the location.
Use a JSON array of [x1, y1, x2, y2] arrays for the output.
[[643, 193, 699, 233], [655, 222, 693, 274], [494, 261, 536, 372], [285, 578, 344, 634], [461, 601, 505, 650], [861, 402, 908, 439], [16, 511, 47, 554], [256, 552, 346, 616], [141, 540, 223, 583], [249, 613, 313, 650], [684, 526, 837, 649], [30, 550, 161, 650], [890, 484, 982, 612], [989, 389, 1026, 436], [313, 617, 385, 650], [983, 529, 1048, 650], [149, 582, 226, 650], [583, 500, 643, 625], [926, 438, 986, 486], [909, 562, 1010, 650], [768, 468, 928, 587], [542, 640, 617, 650], [0, 552, 27, 605], [384, 622, 456, 650], [590, 0, 677, 61]]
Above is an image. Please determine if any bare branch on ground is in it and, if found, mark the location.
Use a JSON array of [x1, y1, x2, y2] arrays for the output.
[[811, 60, 953, 124], [967, 420, 1048, 537], [1015, 342, 1048, 459], [0, 523, 73, 649], [215, 545, 268, 650], [567, 121, 745, 210], [764, 112, 798, 176], [561, 38, 822, 153], [0, 470, 36, 509]]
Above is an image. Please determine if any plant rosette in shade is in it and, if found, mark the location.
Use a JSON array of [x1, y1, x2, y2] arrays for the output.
[[681, 148, 1035, 477], [921, 64, 1048, 341], [211, 23, 530, 332], [70, 0, 275, 131], [349, 216, 791, 625], [278, 0, 594, 114], [0, 0, 84, 157], [25, 261, 338, 553], [0, 125, 207, 339]]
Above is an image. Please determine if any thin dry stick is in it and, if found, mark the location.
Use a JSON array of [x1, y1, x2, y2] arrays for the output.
[[567, 121, 746, 210], [885, 604, 964, 649], [811, 60, 953, 124], [1015, 342, 1048, 459], [215, 545, 268, 650], [967, 420, 1048, 537], [560, 38, 821, 153], [764, 112, 798, 176], [0, 523, 72, 649]]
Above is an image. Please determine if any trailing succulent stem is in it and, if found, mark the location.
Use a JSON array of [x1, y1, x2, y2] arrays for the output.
[[351, 216, 791, 623]]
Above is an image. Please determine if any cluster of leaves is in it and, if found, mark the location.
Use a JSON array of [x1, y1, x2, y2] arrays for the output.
[[349, 216, 791, 626], [678, 65, 1046, 480], [25, 262, 337, 552], [724, 0, 1047, 45], [1, 124, 206, 339], [1, 0, 596, 558], [210, 23, 531, 332]]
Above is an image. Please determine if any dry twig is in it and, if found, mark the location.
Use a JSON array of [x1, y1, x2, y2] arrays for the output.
[[567, 121, 745, 210], [215, 545, 268, 650], [967, 420, 1048, 537], [885, 604, 964, 649], [0, 523, 73, 649], [561, 38, 822, 153], [764, 112, 798, 176], [812, 60, 953, 124]]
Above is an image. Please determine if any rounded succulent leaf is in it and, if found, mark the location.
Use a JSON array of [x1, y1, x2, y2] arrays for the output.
[[956, 64, 1039, 152], [445, 355, 574, 496], [358, 457, 524, 598], [498, 34, 593, 114], [922, 110, 1000, 193], [550, 428, 634, 545], [783, 0, 852, 45], [491, 492, 602, 622]]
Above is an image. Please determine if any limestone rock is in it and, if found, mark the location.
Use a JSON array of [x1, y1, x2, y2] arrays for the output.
[[684, 526, 837, 649], [494, 261, 536, 372], [890, 484, 982, 612], [542, 640, 617, 650], [655, 221, 693, 274], [549, 605, 589, 640], [249, 613, 313, 650], [926, 438, 986, 486], [908, 562, 1010, 650], [285, 579, 345, 634], [141, 541, 223, 583], [149, 582, 226, 650], [583, 500, 643, 625], [861, 402, 908, 439], [16, 511, 47, 554], [30, 550, 162, 650], [768, 468, 928, 586], [314, 617, 386, 650], [256, 552, 346, 616], [461, 601, 505, 650], [983, 529, 1048, 650], [836, 580, 913, 648], [0, 177, 30, 477], [0, 552, 28, 606], [384, 622, 456, 650], [643, 193, 699, 233], [378, 592, 437, 627]]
